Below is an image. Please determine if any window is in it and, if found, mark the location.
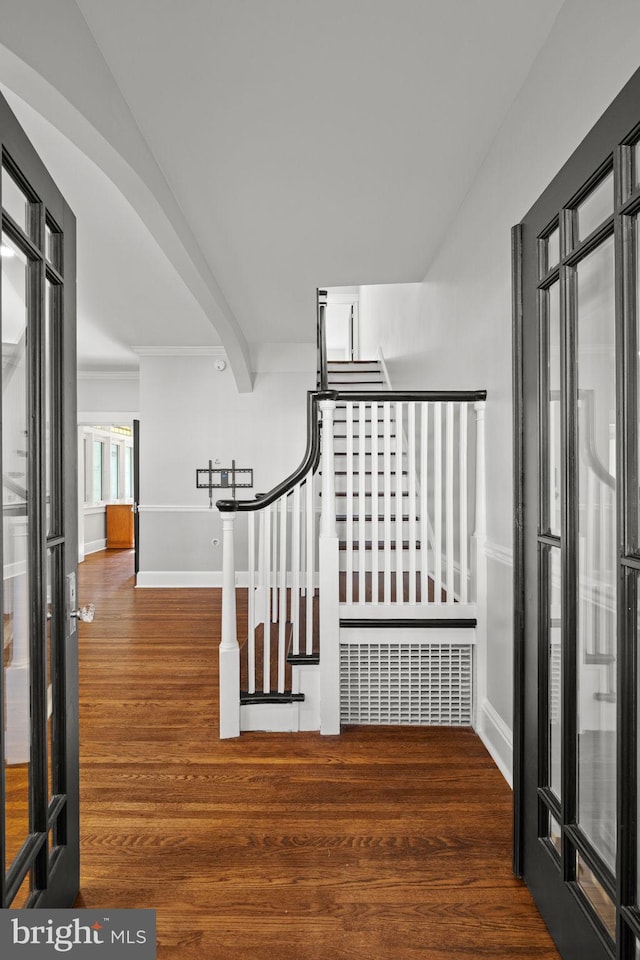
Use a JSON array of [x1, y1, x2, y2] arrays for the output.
[[92, 440, 104, 502], [110, 445, 119, 499]]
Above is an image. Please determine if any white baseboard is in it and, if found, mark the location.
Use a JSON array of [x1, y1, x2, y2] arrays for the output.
[[477, 698, 512, 788], [134, 571, 320, 588], [84, 539, 107, 555], [136, 570, 222, 588]]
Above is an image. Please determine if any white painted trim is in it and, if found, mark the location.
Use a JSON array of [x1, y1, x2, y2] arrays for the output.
[[84, 538, 107, 555], [77, 370, 139, 380], [135, 571, 321, 589], [477, 698, 513, 788], [325, 291, 360, 305], [132, 345, 225, 357], [340, 626, 476, 645], [376, 346, 393, 389], [339, 602, 477, 620], [84, 505, 106, 516], [136, 570, 220, 588], [484, 540, 513, 567]]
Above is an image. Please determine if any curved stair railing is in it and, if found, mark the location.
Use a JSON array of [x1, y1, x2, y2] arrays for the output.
[[217, 390, 325, 738]]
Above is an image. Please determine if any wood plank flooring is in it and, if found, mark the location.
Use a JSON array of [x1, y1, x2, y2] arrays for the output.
[[75, 549, 560, 960]]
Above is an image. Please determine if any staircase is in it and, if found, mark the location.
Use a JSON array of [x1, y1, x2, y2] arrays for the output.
[[217, 351, 487, 739]]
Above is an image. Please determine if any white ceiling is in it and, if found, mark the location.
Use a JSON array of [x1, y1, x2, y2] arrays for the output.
[[1, 0, 565, 378]]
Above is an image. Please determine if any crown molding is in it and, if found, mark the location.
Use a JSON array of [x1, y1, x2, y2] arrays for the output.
[[131, 345, 225, 358]]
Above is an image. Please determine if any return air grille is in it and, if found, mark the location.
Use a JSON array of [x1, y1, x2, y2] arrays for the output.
[[340, 642, 472, 726]]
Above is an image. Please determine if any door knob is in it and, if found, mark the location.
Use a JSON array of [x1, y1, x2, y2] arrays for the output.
[[70, 603, 95, 623]]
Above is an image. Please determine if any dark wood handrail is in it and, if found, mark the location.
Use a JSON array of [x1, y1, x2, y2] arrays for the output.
[[217, 388, 487, 514], [217, 390, 325, 513], [334, 389, 488, 403]]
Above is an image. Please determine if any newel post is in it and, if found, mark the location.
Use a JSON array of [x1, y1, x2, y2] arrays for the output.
[[219, 509, 240, 738], [473, 400, 488, 733], [319, 395, 340, 735]]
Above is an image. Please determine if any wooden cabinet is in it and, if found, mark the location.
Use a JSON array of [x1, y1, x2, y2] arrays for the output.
[[106, 504, 135, 549]]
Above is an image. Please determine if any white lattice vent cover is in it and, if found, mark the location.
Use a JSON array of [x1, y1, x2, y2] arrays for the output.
[[340, 642, 473, 725]]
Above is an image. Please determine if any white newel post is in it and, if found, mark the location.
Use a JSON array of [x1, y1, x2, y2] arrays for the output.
[[319, 396, 340, 735], [473, 400, 488, 733], [219, 511, 240, 738]]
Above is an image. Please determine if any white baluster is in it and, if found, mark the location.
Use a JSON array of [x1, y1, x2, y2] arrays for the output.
[[395, 401, 404, 604], [408, 402, 417, 604], [459, 403, 468, 604], [371, 402, 379, 604], [446, 402, 454, 604], [346, 401, 354, 605], [474, 400, 487, 544], [248, 511, 256, 695], [219, 511, 239, 738], [358, 401, 366, 604], [271, 500, 278, 622], [305, 473, 314, 656], [263, 502, 272, 693], [383, 402, 392, 603], [319, 396, 340, 734], [278, 495, 287, 693], [291, 483, 300, 656], [420, 402, 429, 604], [434, 402, 442, 604]]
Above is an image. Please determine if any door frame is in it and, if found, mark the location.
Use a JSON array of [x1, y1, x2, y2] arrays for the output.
[[0, 91, 78, 908], [513, 62, 640, 958]]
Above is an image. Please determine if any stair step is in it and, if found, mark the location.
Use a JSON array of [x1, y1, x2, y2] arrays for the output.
[[240, 691, 305, 705], [339, 540, 422, 551], [329, 382, 386, 389], [327, 360, 380, 367], [327, 369, 383, 379], [287, 652, 320, 666]]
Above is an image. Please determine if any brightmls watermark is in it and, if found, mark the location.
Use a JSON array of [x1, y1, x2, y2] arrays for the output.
[[0, 909, 155, 958]]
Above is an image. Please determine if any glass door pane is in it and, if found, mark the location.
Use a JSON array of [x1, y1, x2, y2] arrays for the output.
[[1, 233, 31, 876], [548, 546, 562, 799], [576, 234, 616, 872]]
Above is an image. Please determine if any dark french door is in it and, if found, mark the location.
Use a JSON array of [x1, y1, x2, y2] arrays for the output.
[[0, 92, 79, 906]]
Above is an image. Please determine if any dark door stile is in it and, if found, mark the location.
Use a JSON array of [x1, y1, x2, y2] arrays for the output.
[[514, 64, 640, 960], [0, 91, 78, 908]]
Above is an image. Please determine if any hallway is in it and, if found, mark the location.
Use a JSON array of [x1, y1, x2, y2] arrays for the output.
[[75, 549, 559, 959]]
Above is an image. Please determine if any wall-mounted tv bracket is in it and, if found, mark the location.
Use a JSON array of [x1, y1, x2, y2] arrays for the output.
[[196, 459, 254, 508]]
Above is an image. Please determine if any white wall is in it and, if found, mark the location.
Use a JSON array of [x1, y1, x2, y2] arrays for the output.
[[137, 354, 314, 585], [356, 0, 640, 781], [77, 373, 139, 421]]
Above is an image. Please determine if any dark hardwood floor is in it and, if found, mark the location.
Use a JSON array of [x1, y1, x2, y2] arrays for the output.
[[75, 548, 560, 959]]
